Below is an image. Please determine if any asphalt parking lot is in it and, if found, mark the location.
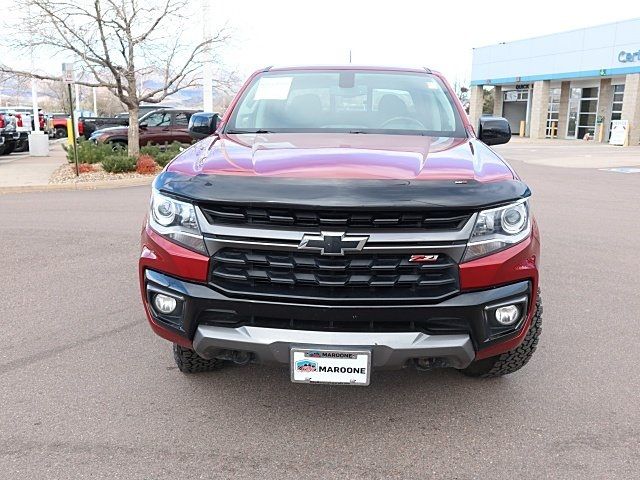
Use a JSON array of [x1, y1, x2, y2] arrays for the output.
[[1, 152, 639, 479]]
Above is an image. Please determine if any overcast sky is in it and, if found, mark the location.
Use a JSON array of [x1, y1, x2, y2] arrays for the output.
[[220, 0, 638, 83], [1, 0, 637, 86]]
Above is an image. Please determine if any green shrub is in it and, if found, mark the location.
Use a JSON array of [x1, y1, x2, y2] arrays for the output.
[[68, 140, 116, 164], [140, 142, 183, 167], [154, 152, 176, 167], [167, 141, 184, 154], [140, 144, 162, 158], [102, 155, 137, 173]]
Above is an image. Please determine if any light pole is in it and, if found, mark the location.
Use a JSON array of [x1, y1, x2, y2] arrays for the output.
[[27, 6, 49, 157], [30, 77, 40, 133], [202, 0, 213, 112], [29, 9, 40, 135]]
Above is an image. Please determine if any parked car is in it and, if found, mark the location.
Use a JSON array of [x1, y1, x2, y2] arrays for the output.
[[139, 66, 541, 384], [5, 107, 48, 151], [0, 112, 19, 155], [48, 113, 71, 139], [187, 112, 219, 140], [114, 104, 176, 119], [90, 108, 201, 148], [16, 107, 46, 132], [79, 115, 129, 139]]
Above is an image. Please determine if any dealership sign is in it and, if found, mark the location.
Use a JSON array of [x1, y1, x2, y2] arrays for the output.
[[618, 50, 640, 63], [610, 120, 628, 146]]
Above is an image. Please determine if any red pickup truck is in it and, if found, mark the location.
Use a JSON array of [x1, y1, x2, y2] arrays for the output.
[[140, 66, 542, 385], [48, 113, 71, 138]]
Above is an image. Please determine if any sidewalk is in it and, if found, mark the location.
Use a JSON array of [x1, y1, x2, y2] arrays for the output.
[[0, 141, 67, 188], [493, 137, 640, 169]]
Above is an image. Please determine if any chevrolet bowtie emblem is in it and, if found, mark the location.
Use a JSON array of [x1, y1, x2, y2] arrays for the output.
[[298, 232, 369, 256]]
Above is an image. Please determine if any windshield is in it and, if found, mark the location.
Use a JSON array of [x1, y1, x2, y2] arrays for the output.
[[226, 70, 465, 137]]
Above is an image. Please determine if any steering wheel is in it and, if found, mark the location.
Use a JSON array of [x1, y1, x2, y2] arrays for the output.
[[380, 116, 426, 130]]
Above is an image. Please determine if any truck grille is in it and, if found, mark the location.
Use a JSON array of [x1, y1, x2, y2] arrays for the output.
[[200, 205, 471, 230], [198, 311, 469, 334], [209, 248, 459, 302]]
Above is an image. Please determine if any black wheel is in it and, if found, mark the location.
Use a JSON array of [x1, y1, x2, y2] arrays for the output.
[[14, 140, 28, 153], [173, 344, 224, 374], [109, 140, 127, 152], [0, 145, 5, 155], [55, 127, 68, 139], [461, 293, 543, 378], [1, 143, 14, 155]]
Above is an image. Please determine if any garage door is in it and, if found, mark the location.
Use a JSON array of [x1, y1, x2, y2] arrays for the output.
[[503, 102, 527, 135]]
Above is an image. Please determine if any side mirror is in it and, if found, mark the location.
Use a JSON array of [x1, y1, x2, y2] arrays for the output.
[[139, 122, 148, 129], [478, 116, 511, 146], [211, 113, 220, 133], [188, 112, 220, 140]]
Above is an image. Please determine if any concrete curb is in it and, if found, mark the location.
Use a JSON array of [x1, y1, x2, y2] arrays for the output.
[[0, 176, 154, 195]]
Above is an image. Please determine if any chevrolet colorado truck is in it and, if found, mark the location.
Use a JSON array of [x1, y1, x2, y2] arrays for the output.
[[139, 66, 542, 385]]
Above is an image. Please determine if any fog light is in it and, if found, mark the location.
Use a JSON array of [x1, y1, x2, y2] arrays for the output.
[[154, 294, 177, 315], [495, 305, 520, 325]]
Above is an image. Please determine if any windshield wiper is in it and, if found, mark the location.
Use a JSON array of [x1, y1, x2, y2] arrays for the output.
[[348, 130, 371, 134], [226, 129, 275, 134]]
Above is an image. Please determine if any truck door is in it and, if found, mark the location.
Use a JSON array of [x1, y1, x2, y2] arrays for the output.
[[141, 111, 172, 145], [171, 112, 192, 144]]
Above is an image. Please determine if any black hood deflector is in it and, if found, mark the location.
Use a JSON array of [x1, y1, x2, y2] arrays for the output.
[[156, 172, 530, 210]]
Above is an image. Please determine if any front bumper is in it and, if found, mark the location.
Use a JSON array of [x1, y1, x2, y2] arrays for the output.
[[194, 325, 475, 369], [0, 133, 16, 148], [143, 268, 532, 370]]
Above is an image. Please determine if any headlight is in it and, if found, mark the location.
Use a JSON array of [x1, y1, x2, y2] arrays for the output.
[[149, 190, 207, 254], [462, 199, 530, 262]]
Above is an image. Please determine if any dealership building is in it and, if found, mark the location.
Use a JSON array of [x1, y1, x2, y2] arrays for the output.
[[469, 18, 640, 145]]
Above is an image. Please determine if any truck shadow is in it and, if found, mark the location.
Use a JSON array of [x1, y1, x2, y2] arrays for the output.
[[178, 362, 528, 429]]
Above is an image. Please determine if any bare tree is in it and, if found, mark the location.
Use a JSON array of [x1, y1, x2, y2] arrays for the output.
[[40, 80, 69, 112], [0, 0, 230, 156], [95, 88, 127, 116]]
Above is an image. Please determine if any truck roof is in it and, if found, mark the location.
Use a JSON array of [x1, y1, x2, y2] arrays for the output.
[[265, 65, 437, 74]]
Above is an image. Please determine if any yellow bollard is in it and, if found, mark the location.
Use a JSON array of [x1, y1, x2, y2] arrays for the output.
[[598, 123, 604, 143], [519, 120, 526, 137], [66, 118, 75, 147]]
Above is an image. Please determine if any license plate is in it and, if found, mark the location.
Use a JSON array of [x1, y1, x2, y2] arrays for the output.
[[290, 348, 371, 386]]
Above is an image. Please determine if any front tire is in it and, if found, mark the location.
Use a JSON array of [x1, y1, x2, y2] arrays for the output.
[[461, 293, 543, 378], [173, 344, 224, 374], [109, 140, 127, 152], [55, 127, 68, 139], [14, 141, 28, 153], [1, 143, 14, 155]]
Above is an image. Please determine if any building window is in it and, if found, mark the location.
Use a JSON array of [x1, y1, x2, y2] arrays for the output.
[[567, 87, 599, 139], [546, 88, 561, 138], [504, 91, 529, 102], [609, 84, 625, 139]]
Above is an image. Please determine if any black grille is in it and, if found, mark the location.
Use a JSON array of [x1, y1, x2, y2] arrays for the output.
[[200, 205, 472, 230], [209, 248, 459, 302], [198, 311, 468, 334]]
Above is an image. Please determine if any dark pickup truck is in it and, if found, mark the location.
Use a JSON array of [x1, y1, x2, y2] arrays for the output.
[[140, 66, 542, 385], [0, 112, 19, 155], [90, 108, 201, 148]]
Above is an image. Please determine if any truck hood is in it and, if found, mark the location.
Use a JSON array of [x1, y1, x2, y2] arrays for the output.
[[167, 133, 515, 181], [158, 133, 529, 210], [93, 126, 128, 136]]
